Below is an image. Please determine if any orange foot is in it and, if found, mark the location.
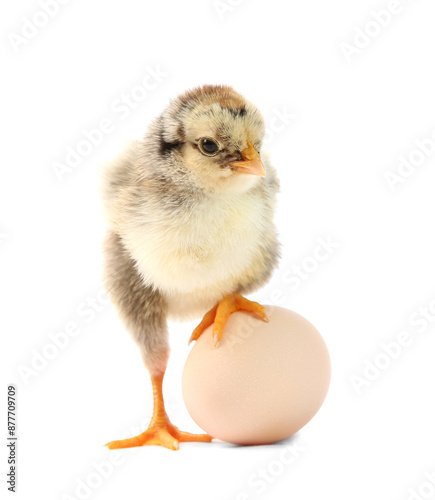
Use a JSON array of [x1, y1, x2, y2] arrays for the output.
[[189, 292, 268, 348], [105, 372, 212, 451], [105, 417, 212, 451]]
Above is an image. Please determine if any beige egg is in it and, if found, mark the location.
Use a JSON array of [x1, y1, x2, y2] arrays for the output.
[[182, 306, 331, 445]]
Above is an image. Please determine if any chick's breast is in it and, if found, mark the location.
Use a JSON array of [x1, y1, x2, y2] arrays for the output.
[[101, 142, 279, 322]]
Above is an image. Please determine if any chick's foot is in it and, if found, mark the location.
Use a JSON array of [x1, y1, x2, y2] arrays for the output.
[[189, 292, 268, 348], [105, 372, 212, 451], [104, 418, 212, 451]]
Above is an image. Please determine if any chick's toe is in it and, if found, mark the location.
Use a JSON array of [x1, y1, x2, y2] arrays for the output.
[[189, 292, 268, 348]]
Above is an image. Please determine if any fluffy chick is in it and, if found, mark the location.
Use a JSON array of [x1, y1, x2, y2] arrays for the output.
[[101, 84, 280, 450]]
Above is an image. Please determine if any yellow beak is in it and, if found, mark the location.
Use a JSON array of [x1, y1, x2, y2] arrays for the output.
[[230, 141, 266, 176]]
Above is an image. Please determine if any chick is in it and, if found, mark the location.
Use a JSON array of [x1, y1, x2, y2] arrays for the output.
[[101, 85, 280, 450]]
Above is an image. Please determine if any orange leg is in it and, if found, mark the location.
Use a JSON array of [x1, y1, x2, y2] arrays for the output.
[[105, 372, 212, 450], [189, 292, 268, 348]]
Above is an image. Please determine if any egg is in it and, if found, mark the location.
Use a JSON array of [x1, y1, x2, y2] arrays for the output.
[[182, 306, 331, 445]]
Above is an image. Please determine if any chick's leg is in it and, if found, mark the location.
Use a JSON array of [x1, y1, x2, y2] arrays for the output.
[[103, 232, 212, 451], [105, 370, 212, 450], [189, 292, 268, 348]]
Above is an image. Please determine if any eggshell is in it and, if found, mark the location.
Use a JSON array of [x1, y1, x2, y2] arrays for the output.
[[182, 306, 330, 445]]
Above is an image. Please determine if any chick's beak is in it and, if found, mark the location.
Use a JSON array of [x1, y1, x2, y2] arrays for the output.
[[230, 141, 266, 176]]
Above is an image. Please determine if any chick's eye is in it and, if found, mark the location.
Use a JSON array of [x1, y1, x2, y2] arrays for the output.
[[199, 138, 219, 156]]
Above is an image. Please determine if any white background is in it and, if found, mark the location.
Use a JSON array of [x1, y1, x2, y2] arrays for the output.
[[2, 0, 435, 499]]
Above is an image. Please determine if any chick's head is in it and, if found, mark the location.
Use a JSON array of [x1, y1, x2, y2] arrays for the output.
[[158, 85, 266, 194]]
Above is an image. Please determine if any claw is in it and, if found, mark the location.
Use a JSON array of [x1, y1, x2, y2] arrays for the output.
[[191, 293, 268, 348], [213, 333, 220, 349]]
